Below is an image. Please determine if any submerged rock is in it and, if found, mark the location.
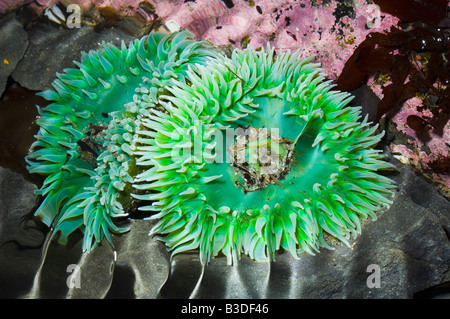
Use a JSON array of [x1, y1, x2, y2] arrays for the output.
[[0, 166, 42, 298], [0, 12, 28, 97], [12, 23, 137, 91], [0, 166, 39, 247]]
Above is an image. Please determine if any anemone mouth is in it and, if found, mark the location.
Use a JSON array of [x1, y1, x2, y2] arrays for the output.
[[228, 126, 296, 192]]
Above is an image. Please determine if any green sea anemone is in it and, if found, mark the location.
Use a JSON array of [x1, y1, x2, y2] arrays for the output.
[[27, 30, 395, 264], [26, 31, 215, 252], [132, 45, 396, 264]]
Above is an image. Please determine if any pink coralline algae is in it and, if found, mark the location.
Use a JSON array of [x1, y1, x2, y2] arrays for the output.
[[390, 97, 450, 193], [153, 0, 399, 79]]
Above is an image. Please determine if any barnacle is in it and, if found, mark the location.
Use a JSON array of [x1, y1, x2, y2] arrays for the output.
[[26, 31, 215, 252], [132, 45, 396, 264], [27, 30, 395, 264]]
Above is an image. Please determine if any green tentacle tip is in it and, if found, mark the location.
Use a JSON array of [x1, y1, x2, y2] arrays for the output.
[[27, 30, 395, 265]]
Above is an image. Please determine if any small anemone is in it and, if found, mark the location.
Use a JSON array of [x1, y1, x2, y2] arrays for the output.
[[132, 44, 396, 265], [26, 31, 216, 252]]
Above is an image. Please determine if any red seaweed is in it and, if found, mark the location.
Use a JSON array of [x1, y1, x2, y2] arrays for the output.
[[372, 0, 449, 27]]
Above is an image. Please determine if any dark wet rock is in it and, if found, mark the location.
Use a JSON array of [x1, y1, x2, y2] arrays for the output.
[[0, 166, 40, 247], [0, 13, 29, 97], [104, 220, 170, 299], [0, 239, 43, 298], [0, 166, 43, 298], [0, 218, 170, 298], [12, 23, 137, 92], [61, 219, 169, 299]]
